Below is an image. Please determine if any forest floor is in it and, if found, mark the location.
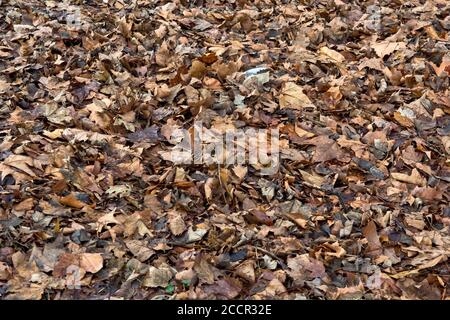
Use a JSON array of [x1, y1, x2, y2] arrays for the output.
[[0, 0, 449, 300]]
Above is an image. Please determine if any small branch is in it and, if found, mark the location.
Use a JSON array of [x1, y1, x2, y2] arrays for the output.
[[254, 245, 288, 270]]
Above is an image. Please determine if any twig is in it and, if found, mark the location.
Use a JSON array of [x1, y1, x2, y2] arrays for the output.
[[254, 245, 288, 270]]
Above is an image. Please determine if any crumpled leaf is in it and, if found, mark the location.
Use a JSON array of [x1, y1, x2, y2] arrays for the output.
[[185, 226, 208, 243], [125, 240, 154, 262]]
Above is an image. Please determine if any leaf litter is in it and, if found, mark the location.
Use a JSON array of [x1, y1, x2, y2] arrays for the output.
[[0, 0, 449, 300]]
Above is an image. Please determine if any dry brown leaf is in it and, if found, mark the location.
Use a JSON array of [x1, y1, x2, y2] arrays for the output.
[[372, 41, 406, 59], [405, 217, 426, 230], [362, 221, 383, 258], [298, 170, 325, 188], [79, 253, 103, 273], [204, 177, 215, 202], [0, 262, 11, 280], [306, 135, 347, 163], [5, 287, 44, 300], [441, 136, 450, 154], [155, 41, 170, 67], [279, 82, 315, 110], [394, 111, 414, 127], [319, 47, 345, 63], [390, 255, 447, 279], [425, 25, 448, 41], [143, 265, 173, 288], [2, 155, 39, 177], [189, 60, 207, 79], [194, 257, 215, 284], [294, 124, 315, 138], [168, 213, 186, 236], [429, 56, 450, 76], [287, 254, 326, 279], [235, 260, 255, 283], [14, 198, 34, 211], [334, 283, 365, 300], [391, 169, 426, 186], [245, 210, 274, 226], [97, 211, 121, 233], [232, 165, 247, 181], [59, 193, 86, 209], [252, 278, 287, 299], [125, 240, 154, 262], [203, 279, 242, 299]]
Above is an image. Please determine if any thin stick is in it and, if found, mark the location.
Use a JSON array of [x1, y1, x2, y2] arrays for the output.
[[254, 245, 288, 270]]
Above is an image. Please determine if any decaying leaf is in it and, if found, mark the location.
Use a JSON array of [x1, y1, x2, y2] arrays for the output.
[[287, 254, 326, 280], [143, 265, 174, 288], [1, 0, 448, 301], [125, 240, 154, 262], [319, 46, 345, 63]]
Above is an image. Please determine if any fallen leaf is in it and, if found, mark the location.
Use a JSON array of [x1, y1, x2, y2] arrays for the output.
[[279, 82, 315, 110], [235, 260, 255, 283], [194, 256, 215, 284], [245, 210, 273, 226], [363, 221, 383, 258], [372, 41, 406, 59], [168, 213, 186, 236], [125, 240, 154, 262], [59, 193, 87, 209], [80, 253, 103, 273], [189, 60, 207, 79], [143, 265, 173, 288], [391, 169, 426, 186], [319, 46, 345, 63]]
